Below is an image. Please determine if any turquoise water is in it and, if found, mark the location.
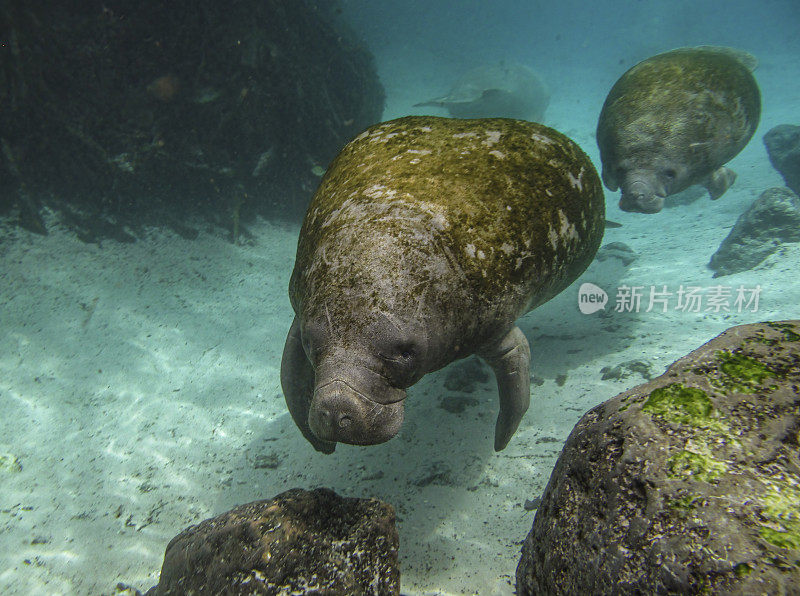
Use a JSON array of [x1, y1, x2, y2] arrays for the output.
[[1, 1, 799, 594]]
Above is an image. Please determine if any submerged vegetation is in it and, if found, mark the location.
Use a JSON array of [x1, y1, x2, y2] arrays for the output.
[[0, 0, 384, 241]]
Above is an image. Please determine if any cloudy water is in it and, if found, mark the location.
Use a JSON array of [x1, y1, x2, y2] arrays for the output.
[[1, 1, 798, 594]]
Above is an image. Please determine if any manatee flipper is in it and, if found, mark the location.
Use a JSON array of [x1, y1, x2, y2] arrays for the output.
[[280, 317, 336, 454], [601, 165, 619, 192], [705, 166, 737, 200], [478, 325, 531, 451]]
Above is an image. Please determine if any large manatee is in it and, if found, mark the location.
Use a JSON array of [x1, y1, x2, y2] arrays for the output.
[[597, 46, 760, 213], [281, 116, 604, 453], [414, 62, 550, 122]]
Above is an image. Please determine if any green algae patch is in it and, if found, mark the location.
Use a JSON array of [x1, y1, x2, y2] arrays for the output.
[[667, 494, 703, 510], [643, 383, 715, 426], [757, 486, 800, 551], [667, 449, 726, 483], [715, 350, 777, 393], [766, 322, 800, 342], [760, 527, 800, 550], [733, 562, 752, 577]]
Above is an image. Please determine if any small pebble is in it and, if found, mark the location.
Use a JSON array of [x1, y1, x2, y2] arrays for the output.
[[524, 497, 542, 511]]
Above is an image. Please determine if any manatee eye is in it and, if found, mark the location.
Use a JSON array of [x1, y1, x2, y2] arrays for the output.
[[399, 345, 415, 360], [663, 168, 676, 180], [378, 344, 415, 363]]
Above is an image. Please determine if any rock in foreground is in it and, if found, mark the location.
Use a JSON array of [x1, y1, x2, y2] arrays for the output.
[[147, 488, 399, 595], [708, 186, 800, 277], [517, 321, 800, 595]]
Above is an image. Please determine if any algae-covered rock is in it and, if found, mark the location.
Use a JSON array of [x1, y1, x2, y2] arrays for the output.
[[146, 488, 399, 595], [517, 320, 800, 595]]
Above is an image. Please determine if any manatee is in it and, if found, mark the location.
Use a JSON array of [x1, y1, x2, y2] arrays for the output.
[[414, 62, 550, 122], [597, 46, 761, 213], [280, 116, 605, 453]]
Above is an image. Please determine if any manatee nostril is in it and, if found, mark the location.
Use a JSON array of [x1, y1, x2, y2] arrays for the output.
[[339, 415, 352, 429], [313, 407, 333, 430]]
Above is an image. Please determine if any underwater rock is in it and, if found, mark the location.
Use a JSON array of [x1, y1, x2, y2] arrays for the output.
[[763, 124, 800, 196], [594, 241, 638, 267], [443, 357, 491, 393], [708, 186, 800, 277], [516, 320, 800, 595], [597, 46, 760, 213], [145, 488, 399, 595], [282, 115, 605, 453], [523, 497, 542, 511], [414, 62, 550, 122], [599, 359, 653, 381]]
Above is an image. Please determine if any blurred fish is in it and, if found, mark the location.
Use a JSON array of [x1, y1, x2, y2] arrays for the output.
[[146, 75, 181, 102]]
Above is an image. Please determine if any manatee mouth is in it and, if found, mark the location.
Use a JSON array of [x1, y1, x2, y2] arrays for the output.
[[619, 180, 665, 214], [309, 380, 405, 445]]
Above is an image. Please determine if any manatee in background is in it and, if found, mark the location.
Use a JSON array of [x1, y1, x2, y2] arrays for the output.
[[281, 116, 605, 454], [597, 46, 761, 213], [414, 62, 550, 122]]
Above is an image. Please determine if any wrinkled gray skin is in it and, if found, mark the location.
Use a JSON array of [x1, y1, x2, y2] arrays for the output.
[[281, 116, 604, 454], [597, 46, 760, 213]]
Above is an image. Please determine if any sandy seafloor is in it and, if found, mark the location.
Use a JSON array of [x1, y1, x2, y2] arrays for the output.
[[2, 9, 800, 596]]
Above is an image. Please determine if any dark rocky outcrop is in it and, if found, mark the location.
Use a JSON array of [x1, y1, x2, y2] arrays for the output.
[[0, 0, 384, 240], [517, 321, 800, 595], [764, 124, 800, 195], [146, 488, 399, 595], [708, 186, 800, 276]]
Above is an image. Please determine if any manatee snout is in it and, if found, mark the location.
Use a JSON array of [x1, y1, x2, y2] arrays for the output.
[[309, 379, 405, 445], [619, 178, 666, 213]]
